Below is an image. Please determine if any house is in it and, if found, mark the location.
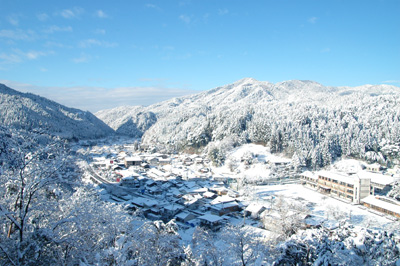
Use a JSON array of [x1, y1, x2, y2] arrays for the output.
[[183, 157, 193, 166], [361, 195, 400, 218], [159, 158, 171, 165], [244, 203, 267, 219], [194, 157, 204, 165], [161, 204, 185, 220], [124, 156, 142, 167], [210, 195, 236, 205], [175, 211, 197, 223], [365, 163, 381, 173], [198, 214, 224, 230], [210, 201, 240, 216], [203, 191, 217, 199], [210, 186, 229, 196], [120, 176, 137, 186], [188, 187, 208, 195], [147, 157, 159, 165], [268, 156, 291, 167], [185, 198, 203, 210]]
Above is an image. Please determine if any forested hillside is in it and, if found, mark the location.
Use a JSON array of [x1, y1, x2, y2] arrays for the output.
[[0, 84, 114, 140], [96, 78, 400, 168]]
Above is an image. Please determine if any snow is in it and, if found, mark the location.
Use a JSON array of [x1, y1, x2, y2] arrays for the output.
[[210, 195, 236, 205], [317, 170, 357, 183], [250, 184, 395, 230], [362, 195, 400, 214], [198, 214, 223, 223], [360, 170, 396, 186]]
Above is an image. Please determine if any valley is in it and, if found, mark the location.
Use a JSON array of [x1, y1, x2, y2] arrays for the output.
[[1, 79, 400, 265]]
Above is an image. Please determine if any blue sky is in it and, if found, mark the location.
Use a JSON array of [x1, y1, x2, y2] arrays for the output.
[[1, 0, 399, 112]]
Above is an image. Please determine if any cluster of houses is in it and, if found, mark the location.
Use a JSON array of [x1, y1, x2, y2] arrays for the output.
[[300, 166, 400, 219], [91, 149, 251, 229], [90, 147, 300, 230]]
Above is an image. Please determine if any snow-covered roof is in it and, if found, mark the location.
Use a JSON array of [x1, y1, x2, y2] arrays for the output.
[[198, 214, 223, 223], [130, 197, 158, 207], [361, 195, 400, 215], [203, 191, 216, 198], [268, 155, 291, 164], [301, 171, 318, 180], [189, 187, 208, 193], [210, 195, 236, 205], [245, 203, 266, 213], [163, 204, 184, 211], [212, 201, 239, 209], [317, 170, 357, 183], [359, 171, 395, 186], [125, 156, 142, 162], [175, 211, 196, 220]]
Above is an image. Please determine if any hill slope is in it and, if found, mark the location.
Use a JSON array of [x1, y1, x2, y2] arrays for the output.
[[0, 84, 114, 139], [96, 78, 400, 167]]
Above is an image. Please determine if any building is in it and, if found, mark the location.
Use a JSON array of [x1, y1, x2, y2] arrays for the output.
[[365, 163, 381, 173], [300, 170, 370, 203], [358, 171, 396, 195], [244, 203, 267, 219], [300, 171, 318, 189], [124, 156, 142, 167], [361, 195, 400, 218], [175, 211, 197, 223], [198, 214, 224, 230]]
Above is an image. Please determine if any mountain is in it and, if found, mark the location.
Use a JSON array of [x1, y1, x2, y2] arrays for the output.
[[0, 83, 114, 139], [96, 78, 400, 167]]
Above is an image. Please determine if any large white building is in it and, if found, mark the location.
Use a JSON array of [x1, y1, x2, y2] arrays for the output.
[[300, 169, 399, 217], [301, 170, 370, 203]]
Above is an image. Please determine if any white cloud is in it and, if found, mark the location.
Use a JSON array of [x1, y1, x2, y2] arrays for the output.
[[95, 10, 108, 18], [25, 51, 47, 60], [179, 14, 191, 24], [7, 15, 20, 26], [60, 7, 84, 19], [72, 53, 91, 63], [0, 52, 22, 64], [94, 29, 106, 35], [0, 80, 199, 112], [0, 49, 52, 67], [321, 47, 331, 53], [145, 4, 161, 10], [37, 13, 49, 21], [44, 41, 72, 49], [308, 17, 318, 24], [79, 39, 118, 48], [43, 25, 73, 34], [0, 29, 36, 41], [218, 8, 229, 16]]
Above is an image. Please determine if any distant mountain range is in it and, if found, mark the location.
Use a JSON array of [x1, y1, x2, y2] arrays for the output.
[[0, 83, 114, 139], [96, 78, 400, 167], [1, 78, 399, 167]]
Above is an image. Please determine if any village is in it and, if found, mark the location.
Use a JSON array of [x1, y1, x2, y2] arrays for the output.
[[80, 140, 400, 235]]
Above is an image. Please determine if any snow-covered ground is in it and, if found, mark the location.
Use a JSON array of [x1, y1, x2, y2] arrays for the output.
[[250, 183, 397, 231], [212, 144, 292, 181]]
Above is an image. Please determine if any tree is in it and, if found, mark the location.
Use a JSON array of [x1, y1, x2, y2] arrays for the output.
[[0, 129, 74, 265], [262, 197, 309, 239], [221, 225, 268, 266]]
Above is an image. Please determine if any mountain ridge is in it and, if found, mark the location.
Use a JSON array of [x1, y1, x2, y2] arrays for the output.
[[95, 78, 400, 167], [0, 83, 114, 139]]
